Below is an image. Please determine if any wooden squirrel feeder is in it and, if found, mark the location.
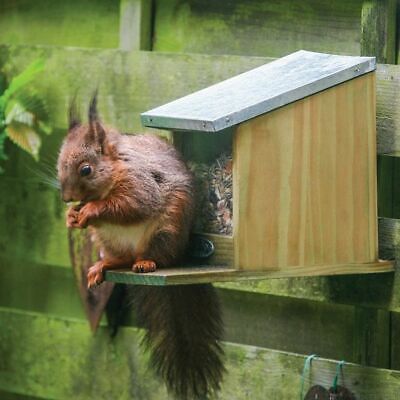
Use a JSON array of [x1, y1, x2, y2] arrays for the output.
[[106, 50, 394, 286]]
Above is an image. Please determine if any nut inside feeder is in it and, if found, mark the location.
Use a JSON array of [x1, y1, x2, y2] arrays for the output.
[[190, 153, 233, 236]]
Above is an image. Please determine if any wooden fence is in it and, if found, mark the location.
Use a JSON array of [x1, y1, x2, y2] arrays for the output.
[[0, 0, 400, 398]]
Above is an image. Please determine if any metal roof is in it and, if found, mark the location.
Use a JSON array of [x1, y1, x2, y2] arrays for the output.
[[141, 50, 376, 133]]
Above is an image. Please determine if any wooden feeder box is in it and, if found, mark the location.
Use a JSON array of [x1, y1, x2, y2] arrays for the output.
[[106, 50, 394, 286]]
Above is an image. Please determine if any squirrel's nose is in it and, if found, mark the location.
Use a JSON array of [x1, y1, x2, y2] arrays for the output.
[[61, 191, 73, 203], [60, 184, 73, 203]]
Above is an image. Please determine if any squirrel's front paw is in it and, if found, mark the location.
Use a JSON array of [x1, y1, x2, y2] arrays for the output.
[[87, 262, 104, 288], [77, 203, 99, 228], [132, 260, 157, 273], [66, 206, 81, 228]]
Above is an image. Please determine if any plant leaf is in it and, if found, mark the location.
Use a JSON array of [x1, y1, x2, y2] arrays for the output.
[[38, 120, 52, 135], [6, 122, 41, 160], [11, 89, 49, 123], [5, 101, 34, 126], [0, 59, 44, 105]]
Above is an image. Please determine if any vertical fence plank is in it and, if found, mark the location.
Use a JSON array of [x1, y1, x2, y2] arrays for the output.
[[361, 0, 397, 63], [119, 0, 153, 51], [353, 307, 391, 368]]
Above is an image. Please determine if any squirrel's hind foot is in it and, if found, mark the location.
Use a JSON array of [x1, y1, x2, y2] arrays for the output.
[[132, 260, 157, 273], [87, 261, 104, 288]]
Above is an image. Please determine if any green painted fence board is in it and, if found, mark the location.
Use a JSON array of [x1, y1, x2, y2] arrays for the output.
[[376, 64, 400, 154], [0, 391, 44, 400], [389, 312, 400, 369], [218, 289, 390, 367], [153, 0, 364, 57], [0, 256, 84, 320], [0, 308, 399, 399], [0, 178, 69, 268], [0, 0, 119, 49], [0, 254, 391, 366], [378, 154, 400, 218], [361, 0, 397, 64]]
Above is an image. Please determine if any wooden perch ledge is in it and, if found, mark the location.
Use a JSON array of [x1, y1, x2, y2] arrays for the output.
[[105, 260, 394, 286]]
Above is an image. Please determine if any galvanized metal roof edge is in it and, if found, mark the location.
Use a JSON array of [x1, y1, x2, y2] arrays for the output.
[[141, 51, 376, 133]]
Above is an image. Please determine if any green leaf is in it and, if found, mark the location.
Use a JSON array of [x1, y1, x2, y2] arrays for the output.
[[6, 121, 41, 160], [0, 59, 44, 105], [38, 120, 52, 135], [11, 89, 49, 123], [5, 101, 34, 126], [4, 98, 52, 136]]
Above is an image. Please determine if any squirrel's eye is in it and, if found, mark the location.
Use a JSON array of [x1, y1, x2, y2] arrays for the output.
[[79, 165, 92, 177]]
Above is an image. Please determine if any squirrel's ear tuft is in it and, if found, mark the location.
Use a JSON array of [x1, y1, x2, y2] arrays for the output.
[[68, 94, 81, 130], [88, 90, 106, 150], [88, 89, 99, 124]]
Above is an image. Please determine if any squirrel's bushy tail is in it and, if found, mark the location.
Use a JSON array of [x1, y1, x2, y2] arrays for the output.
[[132, 284, 225, 399]]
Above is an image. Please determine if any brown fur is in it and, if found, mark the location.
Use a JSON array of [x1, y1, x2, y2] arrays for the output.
[[58, 113, 195, 287]]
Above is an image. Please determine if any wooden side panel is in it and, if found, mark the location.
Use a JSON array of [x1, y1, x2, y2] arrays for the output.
[[366, 73, 379, 260], [234, 73, 377, 270]]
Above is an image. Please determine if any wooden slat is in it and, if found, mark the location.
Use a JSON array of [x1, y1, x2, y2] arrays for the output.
[[0, 256, 84, 319], [353, 306, 390, 367], [218, 288, 390, 368], [0, 391, 42, 400], [378, 153, 400, 219], [153, 0, 365, 57], [0, 177, 70, 268], [390, 312, 400, 369], [0, 0, 119, 49], [153, 0, 398, 64], [0, 308, 399, 399], [361, 0, 397, 64], [376, 64, 400, 154], [379, 217, 400, 261]]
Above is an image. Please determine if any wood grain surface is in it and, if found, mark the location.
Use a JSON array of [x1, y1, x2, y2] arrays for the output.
[[234, 73, 378, 270]]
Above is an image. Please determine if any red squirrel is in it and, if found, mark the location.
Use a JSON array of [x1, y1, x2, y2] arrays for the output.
[[57, 94, 224, 399]]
